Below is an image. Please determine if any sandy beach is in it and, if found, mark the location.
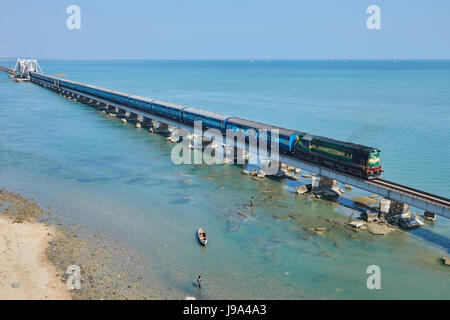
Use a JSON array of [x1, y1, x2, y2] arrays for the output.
[[0, 215, 72, 300], [0, 188, 71, 299]]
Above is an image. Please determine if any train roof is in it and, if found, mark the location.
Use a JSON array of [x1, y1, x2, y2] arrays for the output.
[[309, 134, 380, 152], [129, 94, 153, 103], [183, 107, 230, 121], [227, 117, 297, 137], [152, 99, 186, 110], [110, 90, 129, 97]]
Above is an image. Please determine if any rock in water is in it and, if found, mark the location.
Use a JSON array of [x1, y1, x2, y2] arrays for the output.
[[295, 185, 308, 195], [367, 223, 396, 235], [348, 220, 366, 229], [442, 257, 450, 266]]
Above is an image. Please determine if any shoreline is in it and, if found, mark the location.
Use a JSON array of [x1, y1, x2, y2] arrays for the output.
[[0, 188, 179, 300]]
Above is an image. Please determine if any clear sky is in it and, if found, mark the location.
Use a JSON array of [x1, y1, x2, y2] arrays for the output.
[[1, 0, 449, 59]]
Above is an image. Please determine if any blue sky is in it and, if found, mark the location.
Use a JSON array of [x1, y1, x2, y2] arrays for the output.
[[1, 0, 449, 59]]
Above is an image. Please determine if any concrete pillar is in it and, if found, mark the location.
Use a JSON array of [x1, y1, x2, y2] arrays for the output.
[[142, 117, 156, 129], [126, 112, 140, 123], [154, 122, 173, 134], [309, 175, 317, 190], [388, 201, 410, 218], [384, 200, 411, 224], [379, 198, 391, 220], [117, 108, 127, 117], [318, 176, 341, 194], [424, 211, 436, 222], [318, 176, 338, 189]]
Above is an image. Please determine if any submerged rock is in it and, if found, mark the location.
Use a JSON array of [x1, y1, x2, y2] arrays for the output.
[[295, 185, 308, 195], [348, 220, 366, 229], [320, 251, 333, 258], [442, 257, 450, 266], [367, 222, 396, 235], [257, 169, 266, 178], [273, 214, 289, 219]]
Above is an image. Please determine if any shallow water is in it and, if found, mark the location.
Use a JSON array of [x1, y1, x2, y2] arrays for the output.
[[0, 60, 449, 299]]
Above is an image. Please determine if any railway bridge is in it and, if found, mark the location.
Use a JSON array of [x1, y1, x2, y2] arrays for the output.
[[1, 65, 449, 219]]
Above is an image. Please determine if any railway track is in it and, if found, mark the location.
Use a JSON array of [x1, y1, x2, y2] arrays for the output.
[[370, 179, 450, 208], [0, 66, 14, 74]]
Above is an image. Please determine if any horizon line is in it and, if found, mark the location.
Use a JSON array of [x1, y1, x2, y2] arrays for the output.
[[1, 57, 450, 62]]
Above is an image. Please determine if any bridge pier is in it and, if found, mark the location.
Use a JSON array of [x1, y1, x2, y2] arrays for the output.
[[95, 102, 108, 111], [424, 211, 437, 222], [383, 200, 411, 224], [153, 122, 173, 134], [141, 117, 156, 131], [126, 112, 140, 123]]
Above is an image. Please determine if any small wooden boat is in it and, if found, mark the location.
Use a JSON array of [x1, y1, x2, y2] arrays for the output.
[[197, 228, 207, 246]]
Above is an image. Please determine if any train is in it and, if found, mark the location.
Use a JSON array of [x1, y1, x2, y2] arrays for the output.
[[30, 72, 383, 179]]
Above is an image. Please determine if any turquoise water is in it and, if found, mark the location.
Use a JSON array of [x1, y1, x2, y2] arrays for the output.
[[0, 60, 449, 299]]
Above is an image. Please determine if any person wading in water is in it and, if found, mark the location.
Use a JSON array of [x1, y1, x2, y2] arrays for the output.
[[197, 275, 202, 288], [250, 196, 254, 207]]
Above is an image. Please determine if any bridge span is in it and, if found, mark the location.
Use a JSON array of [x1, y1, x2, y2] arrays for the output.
[[1, 67, 449, 219]]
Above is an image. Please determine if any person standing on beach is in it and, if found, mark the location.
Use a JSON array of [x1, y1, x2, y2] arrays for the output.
[[197, 275, 202, 288]]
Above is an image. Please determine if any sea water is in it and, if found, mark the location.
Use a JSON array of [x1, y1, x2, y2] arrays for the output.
[[0, 60, 449, 299]]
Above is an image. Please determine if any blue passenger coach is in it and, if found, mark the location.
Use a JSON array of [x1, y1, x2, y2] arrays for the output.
[[182, 107, 229, 131], [129, 95, 153, 113], [152, 100, 185, 120], [226, 117, 297, 153]]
